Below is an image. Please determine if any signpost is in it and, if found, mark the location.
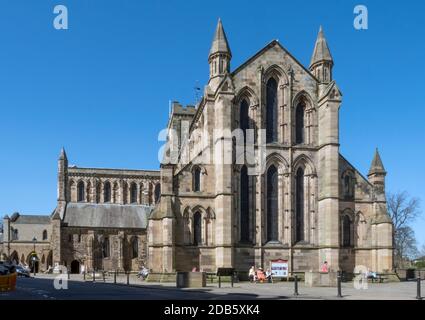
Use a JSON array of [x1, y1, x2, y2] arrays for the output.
[[270, 259, 289, 282]]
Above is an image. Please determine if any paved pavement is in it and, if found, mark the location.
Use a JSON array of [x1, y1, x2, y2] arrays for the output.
[[0, 274, 422, 300]]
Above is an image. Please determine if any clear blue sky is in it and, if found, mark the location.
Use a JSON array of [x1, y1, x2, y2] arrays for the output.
[[0, 0, 424, 247]]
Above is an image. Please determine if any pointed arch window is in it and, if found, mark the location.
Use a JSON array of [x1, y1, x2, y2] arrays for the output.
[[342, 215, 352, 247], [193, 167, 201, 192], [295, 167, 305, 242], [240, 99, 250, 143], [104, 182, 111, 203], [77, 181, 85, 202], [295, 102, 306, 144], [266, 165, 278, 242], [240, 165, 250, 243], [42, 230, 48, 240], [130, 183, 137, 204], [266, 78, 278, 143], [154, 184, 161, 203], [193, 211, 202, 246]]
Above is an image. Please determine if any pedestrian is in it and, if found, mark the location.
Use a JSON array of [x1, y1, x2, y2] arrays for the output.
[[249, 266, 256, 283], [257, 268, 266, 283], [265, 269, 272, 283]]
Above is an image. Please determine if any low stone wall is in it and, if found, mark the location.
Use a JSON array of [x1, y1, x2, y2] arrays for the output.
[[305, 271, 337, 287], [176, 272, 206, 288], [396, 269, 425, 281], [146, 272, 176, 283]]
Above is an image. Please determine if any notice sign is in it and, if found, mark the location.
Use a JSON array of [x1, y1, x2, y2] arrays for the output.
[[270, 259, 288, 278]]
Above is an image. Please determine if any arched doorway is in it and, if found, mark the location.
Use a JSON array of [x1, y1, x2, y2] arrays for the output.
[[10, 251, 19, 265], [70, 260, 80, 274]]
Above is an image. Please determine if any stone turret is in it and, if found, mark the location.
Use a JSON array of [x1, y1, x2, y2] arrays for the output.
[[208, 18, 232, 91], [368, 148, 386, 194], [310, 26, 333, 83], [368, 148, 393, 272], [58, 147, 68, 203]]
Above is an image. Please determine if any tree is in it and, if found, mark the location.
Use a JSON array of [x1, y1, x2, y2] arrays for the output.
[[387, 191, 422, 267], [395, 226, 418, 262]]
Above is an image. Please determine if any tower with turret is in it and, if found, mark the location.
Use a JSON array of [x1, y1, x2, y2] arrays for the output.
[[310, 26, 333, 83], [368, 149, 393, 271]]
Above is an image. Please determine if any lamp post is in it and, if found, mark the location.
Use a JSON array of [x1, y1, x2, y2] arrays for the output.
[[32, 237, 37, 277]]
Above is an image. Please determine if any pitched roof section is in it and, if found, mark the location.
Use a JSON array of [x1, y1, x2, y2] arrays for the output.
[[11, 214, 50, 224], [310, 26, 333, 68], [209, 18, 231, 58], [368, 148, 386, 175], [63, 203, 153, 229], [231, 40, 317, 81]]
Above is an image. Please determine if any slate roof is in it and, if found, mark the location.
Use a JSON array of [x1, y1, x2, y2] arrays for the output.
[[10, 214, 50, 224], [62, 203, 153, 229]]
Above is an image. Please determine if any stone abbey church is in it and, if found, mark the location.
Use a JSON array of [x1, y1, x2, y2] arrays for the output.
[[1, 20, 394, 276]]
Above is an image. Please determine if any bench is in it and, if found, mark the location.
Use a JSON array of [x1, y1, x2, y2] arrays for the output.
[[368, 274, 387, 283], [216, 268, 236, 288], [206, 272, 215, 283]]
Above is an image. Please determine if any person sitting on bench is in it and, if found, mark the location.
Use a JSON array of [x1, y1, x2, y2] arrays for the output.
[[249, 266, 256, 283], [256, 268, 266, 283]]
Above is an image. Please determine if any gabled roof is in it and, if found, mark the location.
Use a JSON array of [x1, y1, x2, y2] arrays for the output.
[[231, 40, 318, 81], [63, 203, 153, 229], [339, 153, 373, 188], [10, 214, 50, 225]]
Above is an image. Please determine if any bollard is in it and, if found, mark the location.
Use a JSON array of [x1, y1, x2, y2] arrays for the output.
[[417, 277, 422, 300], [337, 271, 342, 298], [218, 275, 221, 288], [93, 270, 95, 283], [231, 273, 234, 288], [294, 275, 299, 296], [83, 271, 86, 281], [67, 272, 70, 280], [127, 272, 130, 285], [103, 271, 106, 283], [114, 270, 117, 284]]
